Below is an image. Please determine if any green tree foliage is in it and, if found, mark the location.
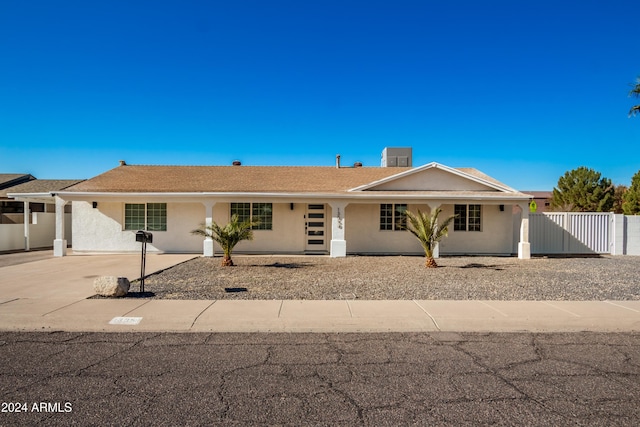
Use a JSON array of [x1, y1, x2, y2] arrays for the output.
[[612, 184, 628, 214], [551, 167, 614, 212], [622, 170, 640, 215], [191, 214, 259, 266], [630, 76, 640, 117], [404, 208, 456, 268]]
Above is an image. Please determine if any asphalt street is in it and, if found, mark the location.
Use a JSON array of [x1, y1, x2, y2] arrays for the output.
[[1, 332, 640, 426]]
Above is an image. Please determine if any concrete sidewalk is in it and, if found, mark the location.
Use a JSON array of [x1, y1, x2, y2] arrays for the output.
[[1, 253, 639, 333]]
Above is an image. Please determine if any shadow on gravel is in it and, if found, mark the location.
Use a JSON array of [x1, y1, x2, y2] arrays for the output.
[[458, 263, 506, 271], [257, 262, 312, 269], [535, 254, 604, 258]]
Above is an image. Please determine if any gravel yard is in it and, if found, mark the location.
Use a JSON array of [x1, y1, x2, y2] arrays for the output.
[[134, 255, 640, 300]]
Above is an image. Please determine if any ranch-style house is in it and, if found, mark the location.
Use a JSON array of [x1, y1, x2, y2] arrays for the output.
[[10, 148, 533, 259]]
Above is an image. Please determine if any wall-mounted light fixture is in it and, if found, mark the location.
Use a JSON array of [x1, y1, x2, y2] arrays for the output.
[[290, 203, 295, 210], [499, 204, 504, 211], [92, 201, 98, 209]]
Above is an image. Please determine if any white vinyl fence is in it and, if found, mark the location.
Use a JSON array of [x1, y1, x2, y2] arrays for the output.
[[516, 212, 640, 255]]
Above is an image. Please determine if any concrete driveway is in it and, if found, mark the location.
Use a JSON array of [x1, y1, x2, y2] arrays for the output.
[[0, 251, 195, 300]]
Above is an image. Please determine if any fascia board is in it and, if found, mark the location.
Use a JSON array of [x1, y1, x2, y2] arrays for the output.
[[53, 191, 531, 203], [6, 192, 56, 203]]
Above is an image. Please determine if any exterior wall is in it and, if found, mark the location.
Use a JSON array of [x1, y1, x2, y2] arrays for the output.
[[345, 204, 423, 254], [72, 201, 203, 253], [69, 199, 518, 256], [345, 203, 514, 255], [370, 168, 495, 191], [439, 204, 514, 255], [0, 224, 24, 251], [0, 213, 71, 251], [72, 201, 309, 254], [220, 202, 307, 253]]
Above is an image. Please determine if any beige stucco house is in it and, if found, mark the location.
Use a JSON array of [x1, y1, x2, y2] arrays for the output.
[[33, 148, 533, 259]]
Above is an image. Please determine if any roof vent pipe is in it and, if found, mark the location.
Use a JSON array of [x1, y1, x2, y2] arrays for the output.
[[232, 160, 242, 166], [119, 160, 126, 166], [336, 154, 341, 169]]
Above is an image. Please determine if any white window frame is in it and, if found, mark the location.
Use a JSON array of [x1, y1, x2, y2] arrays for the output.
[[230, 202, 273, 230], [124, 203, 167, 231]]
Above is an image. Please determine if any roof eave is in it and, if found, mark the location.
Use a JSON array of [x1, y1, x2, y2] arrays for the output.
[[7, 192, 57, 204], [54, 190, 532, 203]]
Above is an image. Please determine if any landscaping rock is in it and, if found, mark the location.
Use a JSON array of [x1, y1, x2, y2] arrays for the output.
[[142, 255, 640, 301], [93, 276, 130, 297]]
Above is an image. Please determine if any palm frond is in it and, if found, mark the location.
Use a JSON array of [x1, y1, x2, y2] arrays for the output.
[[405, 208, 456, 259], [628, 77, 640, 117], [629, 77, 640, 97], [191, 214, 259, 260]]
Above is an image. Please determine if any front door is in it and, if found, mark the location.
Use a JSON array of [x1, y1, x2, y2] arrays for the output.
[[305, 204, 327, 252]]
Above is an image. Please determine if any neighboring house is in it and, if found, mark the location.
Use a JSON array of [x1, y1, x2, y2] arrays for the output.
[[0, 174, 36, 190], [523, 191, 553, 213], [3, 178, 83, 251], [31, 148, 533, 259], [1, 174, 36, 223]]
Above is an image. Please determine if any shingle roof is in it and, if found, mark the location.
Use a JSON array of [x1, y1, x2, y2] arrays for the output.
[[64, 165, 416, 193], [1, 180, 84, 198], [0, 174, 35, 190], [62, 164, 528, 196]]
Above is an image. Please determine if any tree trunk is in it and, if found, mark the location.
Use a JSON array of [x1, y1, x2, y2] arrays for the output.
[[221, 255, 234, 266], [425, 256, 438, 268]]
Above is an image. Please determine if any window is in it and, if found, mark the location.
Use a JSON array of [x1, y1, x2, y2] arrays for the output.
[[252, 203, 272, 230], [380, 203, 407, 231], [125, 203, 167, 231], [146, 203, 167, 231], [468, 204, 481, 231], [454, 205, 467, 231], [454, 204, 481, 231], [231, 202, 272, 230], [230, 202, 251, 223]]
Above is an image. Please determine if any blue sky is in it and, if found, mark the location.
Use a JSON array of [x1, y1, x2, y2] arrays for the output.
[[1, 0, 638, 190]]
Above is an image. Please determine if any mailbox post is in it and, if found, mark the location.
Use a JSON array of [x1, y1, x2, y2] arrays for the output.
[[135, 231, 153, 292]]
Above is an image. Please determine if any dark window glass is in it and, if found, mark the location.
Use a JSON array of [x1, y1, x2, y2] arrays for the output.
[[454, 205, 467, 231]]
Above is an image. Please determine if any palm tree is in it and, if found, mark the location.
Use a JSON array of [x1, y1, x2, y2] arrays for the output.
[[630, 76, 640, 117], [405, 208, 456, 268], [191, 214, 259, 266]]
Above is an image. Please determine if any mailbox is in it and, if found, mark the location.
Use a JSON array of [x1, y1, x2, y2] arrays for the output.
[[135, 230, 153, 293], [135, 230, 153, 243]]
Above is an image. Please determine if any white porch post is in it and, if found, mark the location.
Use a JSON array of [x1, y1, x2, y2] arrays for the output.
[[23, 201, 30, 251], [53, 196, 67, 257], [518, 203, 531, 259], [426, 202, 442, 258], [329, 202, 348, 258], [202, 201, 215, 257]]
